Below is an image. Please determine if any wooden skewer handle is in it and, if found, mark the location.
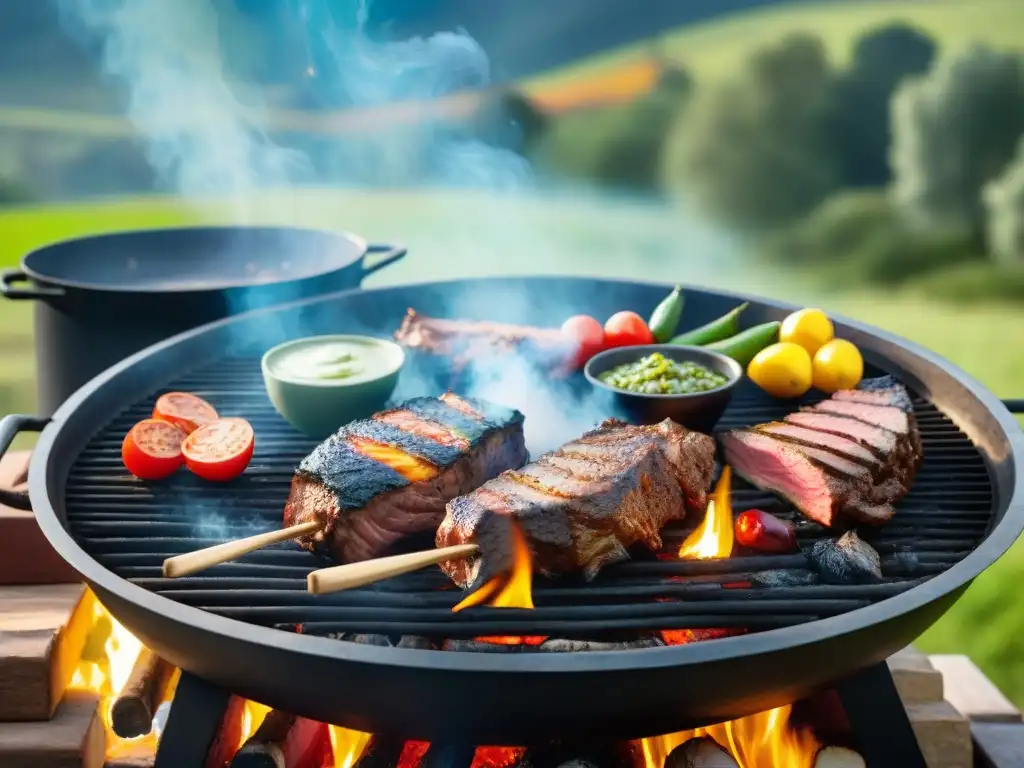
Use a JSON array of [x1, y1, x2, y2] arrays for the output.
[[162, 521, 321, 578], [307, 543, 480, 595]]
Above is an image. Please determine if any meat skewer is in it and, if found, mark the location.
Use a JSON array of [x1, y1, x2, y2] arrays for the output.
[[721, 376, 924, 529], [163, 392, 526, 578], [307, 418, 717, 595]]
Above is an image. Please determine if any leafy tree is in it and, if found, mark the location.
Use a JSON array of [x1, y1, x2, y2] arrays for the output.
[[662, 33, 841, 231], [984, 136, 1024, 267], [829, 23, 936, 187], [890, 45, 1024, 238]]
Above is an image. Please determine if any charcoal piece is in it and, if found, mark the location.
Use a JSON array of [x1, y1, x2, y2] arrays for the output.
[[751, 568, 819, 587], [665, 737, 738, 768], [536, 636, 665, 653], [881, 549, 920, 576], [443, 639, 521, 653], [395, 635, 434, 650], [343, 633, 392, 646], [556, 761, 599, 768], [809, 532, 883, 585]]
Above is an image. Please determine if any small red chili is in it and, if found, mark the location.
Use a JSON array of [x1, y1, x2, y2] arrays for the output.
[[735, 509, 797, 554]]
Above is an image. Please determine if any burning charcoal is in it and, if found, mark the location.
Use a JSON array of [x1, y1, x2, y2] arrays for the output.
[[664, 738, 738, 768], [537, 636, 665, 653], [881, 549, 920, 577], [395, 635, 434, 650], [443, 638, 521, 653], [751, 569, 819, 587], [813, 746, 866, 768], [808, 532, 882, 585]]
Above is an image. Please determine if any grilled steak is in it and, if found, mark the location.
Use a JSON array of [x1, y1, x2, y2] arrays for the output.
[[283, 392, 528, 563], [721, 376, 923, 528], [436, 418, 717, 589]]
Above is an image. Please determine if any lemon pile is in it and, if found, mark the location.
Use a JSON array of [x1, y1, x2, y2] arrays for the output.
[[747, 308, 864, 399]]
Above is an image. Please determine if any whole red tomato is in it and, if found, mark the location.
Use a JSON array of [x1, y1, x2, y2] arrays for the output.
[[603, 311, 654, 348], [560, 315, 605, 366]]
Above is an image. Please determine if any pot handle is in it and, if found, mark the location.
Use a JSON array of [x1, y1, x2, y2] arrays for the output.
[[0, 269, 65, 300], [359, 244, 407, 281], [0, 414, 49, 511], [1005, 400, 1024, 414]]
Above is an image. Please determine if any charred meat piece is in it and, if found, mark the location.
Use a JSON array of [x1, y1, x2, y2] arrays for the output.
[[394, 309, 575, 371], [283, 393, 528, 564], [436, 418, 716, 588], [721, 376, 923, 528], [832, 374, 914, 412], [809, 531, 883, 584]]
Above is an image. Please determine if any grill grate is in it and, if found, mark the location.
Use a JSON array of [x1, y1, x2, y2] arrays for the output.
[[62, 356, 994, 640]]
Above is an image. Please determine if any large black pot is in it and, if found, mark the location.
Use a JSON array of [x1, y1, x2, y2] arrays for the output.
[[0, 226, 405, 415]]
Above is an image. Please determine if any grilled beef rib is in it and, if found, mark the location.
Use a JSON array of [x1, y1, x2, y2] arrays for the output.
[[721, 376, 923, 528], [283, 393, 528, 563], [436, 418, 717, 589]]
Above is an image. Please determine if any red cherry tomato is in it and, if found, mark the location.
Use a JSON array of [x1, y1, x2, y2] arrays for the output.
[[735, 509, 797, 554], [181, 418, 255, 483], [560, 314, 606, 366], [153, 392, 219, 434], [603, 311, 654, 348], [122, 419, 187, 481]]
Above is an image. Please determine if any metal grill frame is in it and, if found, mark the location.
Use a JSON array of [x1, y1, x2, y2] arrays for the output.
[[20, 276, 1024, 743]]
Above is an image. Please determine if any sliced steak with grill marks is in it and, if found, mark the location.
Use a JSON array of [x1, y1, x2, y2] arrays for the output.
[[720, 430, 900, 527], [722, 376, 923, 528], [436, 418, 716, 589], [832, 374, 914, 412], [283, 393, 528, 564]]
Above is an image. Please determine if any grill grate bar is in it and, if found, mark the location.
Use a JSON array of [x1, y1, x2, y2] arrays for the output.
[[60, 356, 996, 642]]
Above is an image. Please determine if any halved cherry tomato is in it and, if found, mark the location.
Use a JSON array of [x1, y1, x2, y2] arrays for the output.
[[122, 419, 187, 481], [603, 311, 654, 348], [560, 314, 605, 367], [153, 392, 219, 434], [181, 418, 255, 482]]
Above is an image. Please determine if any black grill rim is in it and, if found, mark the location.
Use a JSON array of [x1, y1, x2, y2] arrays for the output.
[[27, 275, 1024, 679]]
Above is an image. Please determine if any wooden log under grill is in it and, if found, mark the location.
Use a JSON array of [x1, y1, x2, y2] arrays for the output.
[[229, 709, 329, 768], [110, 648, 176, 738]]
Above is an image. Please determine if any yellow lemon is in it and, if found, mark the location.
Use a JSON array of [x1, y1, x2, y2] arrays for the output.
[[779, 308, 835, 355], [747, 342, 814, 399], [813, 339, 864, 393]]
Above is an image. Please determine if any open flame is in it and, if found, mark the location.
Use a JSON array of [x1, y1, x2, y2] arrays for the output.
[[329, 725, 373, 768], [69, 591, 179, 762], [678, 467, 734, 560], [638, 704, 821, 768], [452, 521, 534, 611]]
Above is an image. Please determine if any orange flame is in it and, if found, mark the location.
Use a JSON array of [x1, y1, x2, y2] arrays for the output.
[[69, 591, 179, 762], [678, 467, 734, 560], [452, 521, 534, 611], [637, 704, 821, 768], [329, 726, 373, 768]]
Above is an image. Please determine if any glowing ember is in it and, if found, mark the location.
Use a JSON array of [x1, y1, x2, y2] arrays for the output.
[[328, 725, 373, 768], [472, 746, 527, 768], [637, 704, 821, 768], [347, 436, 439, 482], [452, 521, 535, 611], [678, 467, 734, 560]]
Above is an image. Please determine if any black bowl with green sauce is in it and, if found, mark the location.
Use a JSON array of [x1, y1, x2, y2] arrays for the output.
[[584, 344, 744, 432]]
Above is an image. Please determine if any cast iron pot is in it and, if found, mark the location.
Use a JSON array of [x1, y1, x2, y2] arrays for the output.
[[0, 226, 405, 416]]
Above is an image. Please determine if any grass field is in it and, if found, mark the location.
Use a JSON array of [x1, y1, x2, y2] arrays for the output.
[[524, 0, 1024, 98], [2, 189, 1024, 703]]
